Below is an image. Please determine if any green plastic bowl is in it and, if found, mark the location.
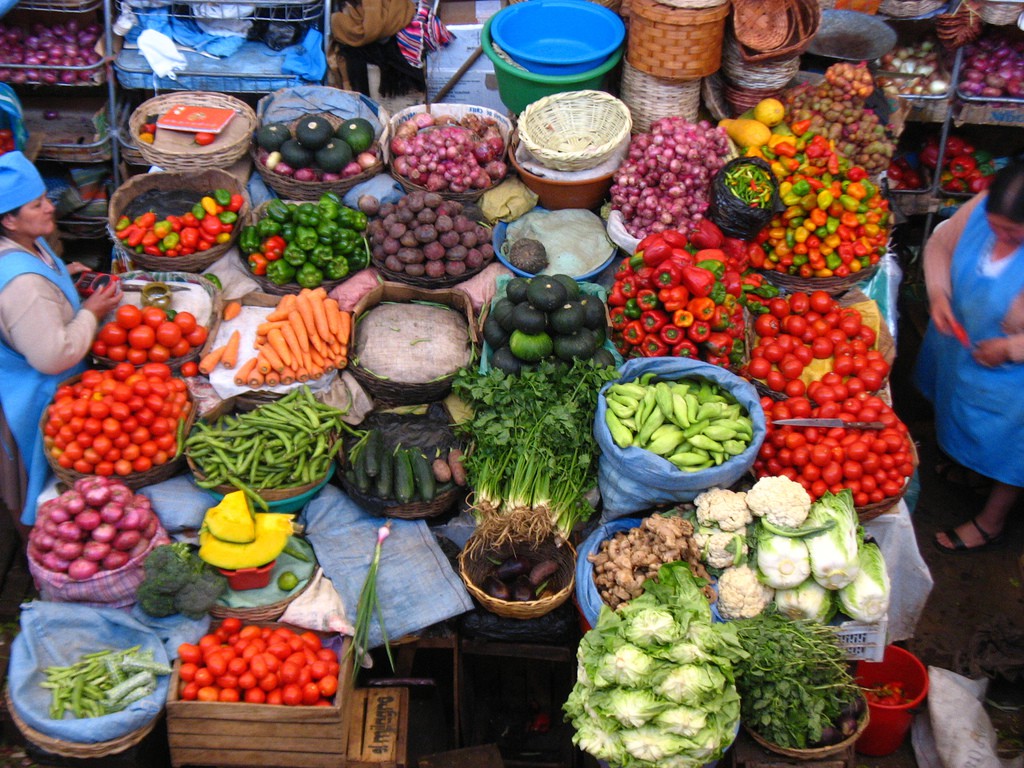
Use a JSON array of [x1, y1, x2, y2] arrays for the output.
[[482, 15, 624, 114]]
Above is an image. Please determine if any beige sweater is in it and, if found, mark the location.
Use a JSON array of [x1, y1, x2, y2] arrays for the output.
[[922, 193, 1024, 361], [0, 238, 97, 375]]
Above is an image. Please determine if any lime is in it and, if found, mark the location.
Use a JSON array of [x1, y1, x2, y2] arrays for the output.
[[277, 571, 299, 591]]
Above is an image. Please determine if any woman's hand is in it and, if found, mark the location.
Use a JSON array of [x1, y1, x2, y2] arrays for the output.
[[65, 261, 91, 276], [82, 280, 121, 321], [929, 292, 958, 336], [973, 337, 1011, 367]]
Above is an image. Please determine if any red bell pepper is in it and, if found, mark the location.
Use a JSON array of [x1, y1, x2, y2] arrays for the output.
[[619, 275, 641, 299], [846, 166, 868, 182], [622, 320, 645, 346], [680, 265, 716, 298], [248, 253, 269, 275], [609, 306, 628, 331], [710, 305, 732, 332], [608, 283, 628, 307], [722, 269, 743, 298], [638, 238, 673, 267], [200, 216, 223, 237], [705, 332, 732, 357], [660, 324, 684, 345], [687, 320, 711, 343], [641, 309, 668, 333], [262, 235, 286, 261], [641, 333, 669, 357], [687, 297, 716, 321], [637, 289, 660, 311], [672, 339, 699, 358], [654, 260, 683, 288], [615, 258, 633, 278], [689, 219, 724, 250], [949, 154, 977, 178], [661, 230, 688, 248], [228, 193, 245, 213], [658, 286, 690, 312], [672, 309, 694, 328]]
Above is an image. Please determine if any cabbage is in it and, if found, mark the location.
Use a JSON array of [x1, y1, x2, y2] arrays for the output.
[[804, 490, 861, 589], [655, 705, 708, 737], [596, 688, 667, 728], [622, 606, 683, 647], [756, 528, 812, 588], [775, 577, 837, 623], [597, 643, 655, 688], [838, 541, 890, 622], [620, 727, 694, 762], [656, 663, 728, 704]]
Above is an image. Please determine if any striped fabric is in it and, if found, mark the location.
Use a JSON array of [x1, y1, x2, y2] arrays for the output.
[[396, 0, 453, 68]]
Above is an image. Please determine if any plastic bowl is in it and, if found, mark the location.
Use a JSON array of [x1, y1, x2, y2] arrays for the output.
[[510, 148, 615, 212], [483, 16, 624, 114], [492, 207, 617, 280], [489, 0, 625, 76], [201, 465, 335, 515]]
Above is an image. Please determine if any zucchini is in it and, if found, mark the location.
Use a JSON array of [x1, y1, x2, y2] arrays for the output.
[[409, 450, 436, 501], [364, 429, 384, 478], [351, 444, 370, 494], [374, 447, 393, 499], [393, 449, 416, 504]]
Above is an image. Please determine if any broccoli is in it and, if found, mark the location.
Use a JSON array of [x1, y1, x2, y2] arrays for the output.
[[174, 568, 229, 620], [136, 580, 177, 618], [143, 542, 196, 594]]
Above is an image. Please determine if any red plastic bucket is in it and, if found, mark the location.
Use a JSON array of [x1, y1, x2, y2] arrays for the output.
[[855, 645, 929, 756]]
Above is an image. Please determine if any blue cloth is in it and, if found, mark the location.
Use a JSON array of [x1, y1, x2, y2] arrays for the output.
[[247, 171, 277, 208], [0, 85, 27, 152], [913, 204, 1024, 486], [0, 240, 84, 524], [0, 151, 45, 212], [136, 474, 213, 533], [301, 485, 473, 648], [342, 174, 405, 210], [129, 606, 210, 661], [9, 602, 170, 743], [170, 15, 245, 58], [596, 357, 767, 519], [279, 29, 327, 83]]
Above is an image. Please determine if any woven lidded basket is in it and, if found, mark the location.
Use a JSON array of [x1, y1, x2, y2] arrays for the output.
[[129, 92, 257, 172], [517, 91, 632, 172], [626, 0, 730, 79], [620, 61, 701, 132], [722, 33, 801, 89], [107, 168, 250, 273]]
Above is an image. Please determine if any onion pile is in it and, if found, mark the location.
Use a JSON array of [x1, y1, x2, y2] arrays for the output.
[[0, 21, 103, 85], [877, 39, 950, 96], [28, 476, 165, 581], [389, 112, 508, 194], [609, 117, 731, 240], [958, 32, 1024, 99], [367, 190, 494, 279]]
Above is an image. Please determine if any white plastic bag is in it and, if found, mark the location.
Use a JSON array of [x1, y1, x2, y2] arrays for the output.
[[279, 568, 353, 635]]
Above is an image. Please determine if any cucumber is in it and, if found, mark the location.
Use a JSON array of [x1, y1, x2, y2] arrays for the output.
[[364, 429, 384, 478], [393, 449, 416, 504], [352, 444, 371, 494], [374, 447, 393, 499], [409, 450, 436, 501]]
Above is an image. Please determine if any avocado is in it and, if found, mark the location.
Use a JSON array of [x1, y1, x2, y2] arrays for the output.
[[279, 138, 314, 170], [526, 278, 567, 312], [315, 139, 354, 173], [256, 122, 291, 152], [336, 117, 376, 153], [511, 302, 548, 335], [505, 276, 531, 304], [294, 115, 334, 150]]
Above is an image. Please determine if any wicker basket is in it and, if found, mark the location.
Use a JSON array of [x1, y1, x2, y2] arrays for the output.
[[108, 168, 250, 273], [187, 454, 336, 505], [856, 440, 919, 522], [338, 472, 463, 519], [208, 568, 315, 622], [722, 33, 801, 89], [625, 0, 730, 79], [654, 0, 727, 7], [459, 537, 576, 619], [733, 0, 821, 63], [129, 92, 257, 172], [5, 690, 159, 759], [517, 91, 632, 172], [745, 700, 869, 759], [877, 0, 947, 15], [759, 261, 881, 296], [620, 61, 701, 132], [732, 0, 792, 51], [978, 0, 1024, 23], [724, 82, 787, 115]]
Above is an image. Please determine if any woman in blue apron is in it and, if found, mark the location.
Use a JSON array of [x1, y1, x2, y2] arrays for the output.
[[915, 161, 1024, 552], [0, 152, 121, 533]]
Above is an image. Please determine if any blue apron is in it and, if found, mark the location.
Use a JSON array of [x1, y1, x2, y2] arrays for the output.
[[914, 205, 1024, 486], [0, 240, 85, 524]]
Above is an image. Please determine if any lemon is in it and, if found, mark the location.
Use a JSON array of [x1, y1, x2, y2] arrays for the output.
[[753, 98, 785, 128]]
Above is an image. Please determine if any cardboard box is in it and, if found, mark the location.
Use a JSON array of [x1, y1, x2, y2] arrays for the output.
[[425, 25, 506, 115], [345, 687, 409, 768], [438, 0, 502, 24], [954, 99, 1024, 128]]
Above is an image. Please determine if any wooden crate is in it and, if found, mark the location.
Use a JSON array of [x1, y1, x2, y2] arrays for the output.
[[165, 623, 353, 768], [345, 687, 409, 768]]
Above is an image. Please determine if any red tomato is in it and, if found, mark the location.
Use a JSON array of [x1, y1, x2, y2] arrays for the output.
[[99, 323, 128, 346], [106, 344, 128, 362], [155, 321, 183, 348], [259, 673, 280, 692], [116, 305, 143, 329], [244, 688, 266, 704], [811, 337, 833, 359], [784, 378, 806, 398], [173, 312, 198, 334], [317, 675, 339, 698], [266, 689, 283, 706], [809, 290, 833, 314], [180, 361, 199, 377], [768, 298, 790, 319], [779, 357, 804, 381], [141, 306, 167, 329], [218, 688, 240, 702], [197, 686, 220, 702], [765, 370, 787, 392], [782, 315, 808, 337], [282, 684, 303, 706], [302, 683, 321, 706], [180, 681, 199, 701], [754, 313, 781, 337], [185, 326, 208, 347], [179, 643, 202, 663], [748, 357, 772, 379], [788, 292, 810, 314], [128, 325, 156, 350]]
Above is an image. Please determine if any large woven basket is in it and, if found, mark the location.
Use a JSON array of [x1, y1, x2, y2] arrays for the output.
[[517, 91, 632, 172], [625, 0, 730, 79], [856, 440, 919, 522], [745, 699, 869, 759], [877, 0, 947, 15], [108, 168, 250, 273], [733, 0, 820, 63], [129, 92, 257, 172], [620, 61, 701, 132], [339, 472, 463, 520], [5, 689, 159, 759], [722, 33, 801, 89], [459, 536, 576, 619], [759, 261, 881, 296], [978, 0, 1024, 23], [724, 82, 787, 115], [187, 454, 336, 504]]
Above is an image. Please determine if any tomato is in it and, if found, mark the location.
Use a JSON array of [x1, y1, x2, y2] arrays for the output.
[[782, 315, 808, 337], [317, 675, 339, 698], [282, 683, 303, 706], [244, 688, 267, 704], [765, 370, 786, 392], [171, 339, 192, 359], [768, 297, 790, 319], [259, 673, 280, 692], [194, 668, 215, 689], [238, 672, 258, 690], [218, 688, 240, 702], [302, 682, 322, 706], [280, 663, 301, 685], [99, 323, 128, 346], [792, 345, 813, 366], [133, 455, 153, 472], [859, 368, 884, 392], [205, 652, 228, 677], [181, 361, 199, 377], [788, 291, 810, 314], [148, 343, 171, 363], [197, 686, 220, 702], [155, 321, 183, 348], [779, 356, 804, 381], [754, 313, 780, 337], [116, 305, 143, 329], [180, 681, 199, 701], [185, 326, 208, 347], [265, 689, 283, 706], [784, 378, 806, 398], [173, 312, 198, 334], [821, 462, 843, 485], [839, 315, 862, 339], [811, 337, 833, 359], [128, 325, 156, 350], [250, 654, 268, 679], [141, 306, 167, 329], [748, 357, 772, 379], [179, 642, 203, 664]]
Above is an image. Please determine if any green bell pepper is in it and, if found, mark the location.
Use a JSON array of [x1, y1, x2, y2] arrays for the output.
[[295, 203, 320, 228], [218, 211, 238, 226], [283, 244, 307, 267], [317, 196, 340, 222], [347, 239, 370, 271], [213, 188, 232, 207], [334, 228, 359, 254], [280, 222, 296, 242], [296, 262, 324, 289], [265, 199, 291, 224], [266, 260, 296, 286], [238, 225, 260, 254], [324, 257, 350, 281], [337, 207, 367, 232], [317, 220, 339, 245], [255, 218, 282, 238], [191, 203, 206, 221], [294, 225, 319, 252], [309, 244, 333, 269]]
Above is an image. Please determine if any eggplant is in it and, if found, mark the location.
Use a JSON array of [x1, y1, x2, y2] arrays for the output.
[[814, 725, 842, 746], [512, 575, 535, 602], [493, 556, 529, 581], [483, 576, 511, 601], [528, 559, 558, 587]]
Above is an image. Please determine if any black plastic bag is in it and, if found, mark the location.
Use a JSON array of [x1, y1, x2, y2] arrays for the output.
[[707, 156, 782, 241]]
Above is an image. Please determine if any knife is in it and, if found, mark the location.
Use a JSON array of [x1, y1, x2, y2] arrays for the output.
[[772, 418, 886, 429]]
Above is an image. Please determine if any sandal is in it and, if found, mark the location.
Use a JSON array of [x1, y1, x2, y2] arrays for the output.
[[933, 519, 1006, 554]]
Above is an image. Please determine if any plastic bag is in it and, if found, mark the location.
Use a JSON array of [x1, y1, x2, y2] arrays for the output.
[[707, 156, 781, 241]]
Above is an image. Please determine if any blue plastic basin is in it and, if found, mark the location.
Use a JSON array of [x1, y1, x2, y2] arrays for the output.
[[489, 0, 625, 76]]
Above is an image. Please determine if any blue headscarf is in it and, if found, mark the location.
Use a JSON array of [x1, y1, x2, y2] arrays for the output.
[[0, 151, 45, 214]]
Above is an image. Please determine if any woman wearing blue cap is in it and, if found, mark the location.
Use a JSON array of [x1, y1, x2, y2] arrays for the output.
[[0, 151, 121, 532]]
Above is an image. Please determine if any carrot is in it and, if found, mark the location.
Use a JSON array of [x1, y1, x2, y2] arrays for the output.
[[259, 343, 285, 372], [223, 301, 242, 321], [288, 310, 310, 354], [267, 328, 292, 368], [295, 367, 310, 382], [279, 366, 296, 385], [220, 330, 242, 369], [337, 310, 352, 346], [255, 353, 273, 375], [310, 287, 327, 301], [295, 291, 318, 340], [234, 357, 259, 386], [310, 347, 325, 369], [309, 294, 331, 343], [247, 368, 265, 389], [323, 298, 342, 338], [198, 345, 225, 375], [256, 321, 285, 337], [280, 323, 304, 367], [266, 294, 297, 322], [264, 370, 280, 387]]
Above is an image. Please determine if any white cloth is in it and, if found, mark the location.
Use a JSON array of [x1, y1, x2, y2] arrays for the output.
[[136, 29, 187, 79]]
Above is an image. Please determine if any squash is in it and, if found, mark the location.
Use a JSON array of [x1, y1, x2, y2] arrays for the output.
[[294, 114, 334, 150], [204, 491, 255, 544], [198, 511, 295, 570], [315, 139, 353, 173], [718, 118, 772, 149]]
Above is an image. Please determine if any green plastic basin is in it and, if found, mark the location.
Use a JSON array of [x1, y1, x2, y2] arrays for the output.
[[482, 15, 624, 114]]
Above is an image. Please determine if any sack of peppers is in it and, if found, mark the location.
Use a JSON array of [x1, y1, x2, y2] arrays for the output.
[[744, 127, 892, 279], [113, 188, 245, 257], [238, 194, 370, 289], [608, 220, 780, 370]]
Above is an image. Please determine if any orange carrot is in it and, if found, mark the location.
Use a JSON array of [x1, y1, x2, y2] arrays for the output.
[[323, 298, 342, 338], [310, 287, 327, 301], [234, 357, 258, 386], [287, 310, 311, 355], [223, 301, 242, 321], [259, 343, 285, 372], [280, 324, 304, 367], [247, 367, 265, 388], [295, 291, 318, 341], [310, 347, 325, 369], [264, 370, 280, 387], [279, 366, 296, 385], [256, 321, 286, 337], [309, 294, 331, 343], [198, 345, 225, 375], [267, 328, 292, 368], [266, 294, 297, 322], [295, 367, 310, 382], [220, 330, 241, 369], [337, 310, 352, 346]]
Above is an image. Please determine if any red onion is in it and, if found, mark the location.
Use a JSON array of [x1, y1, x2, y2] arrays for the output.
[[56, 520, 83, 542], [293, 167, 318, 182], [54, 540, 84, 561], [92, 522, 117, 543], [102, 550, 130, 571], [67, 558, 99, 581], [113, 529, 141, 552], [42, 552, 71, 573], [75, 509, 101, 531], [83, 540, 111, 562]]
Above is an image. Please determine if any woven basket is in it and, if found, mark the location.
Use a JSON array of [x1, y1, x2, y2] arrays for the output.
[[734, 0, 821, 63], [5, 690, 159, 759], [759, 261, 881, 296], [856, 440, 919, 522], [459, 537, 576, 619], [745, 700, 869, 759], [978, 0, 1024, 23], [732, 0, 792, 51], [208, 568, 314, 621], [724, 82, 787, 115], [625, 0, 729, 79], [620, 61, 701, 132], [877, 0, 946, 15], [517, 91, 632, 172], [129, 92, 257, 172], [722, 33, 801, 89], [108, 169, 250, 273], [338, 472, 463, 519], [654, 0, 727, 7]]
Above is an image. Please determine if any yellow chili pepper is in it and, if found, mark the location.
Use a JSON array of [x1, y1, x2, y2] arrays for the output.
[[215, 231, 232, 244], [201, 196, 219, 216]]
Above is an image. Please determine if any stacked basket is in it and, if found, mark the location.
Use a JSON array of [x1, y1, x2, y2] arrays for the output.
[[877, 0, 948, 16], [510, 91, 631, 210]]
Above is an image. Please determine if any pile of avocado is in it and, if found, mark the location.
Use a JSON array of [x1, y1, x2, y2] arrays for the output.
[[484, 275, 615, 375], [257, 113, 376, 175]]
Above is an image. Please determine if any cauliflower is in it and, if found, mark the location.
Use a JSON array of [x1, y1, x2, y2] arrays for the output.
[[694, 488, 751, 532], [715, 564, 773, 620], [694, 526, 748, 570], [745, 475, 812, 529]]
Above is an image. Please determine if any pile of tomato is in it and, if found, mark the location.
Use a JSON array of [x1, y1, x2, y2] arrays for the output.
[[91, 305, 207, 373], [863, 681, 913, 706], [746, 289, 890, 399], [176, 619, 341, 706], [43, 363, 190, 477], [754, 393, 915, 505]]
